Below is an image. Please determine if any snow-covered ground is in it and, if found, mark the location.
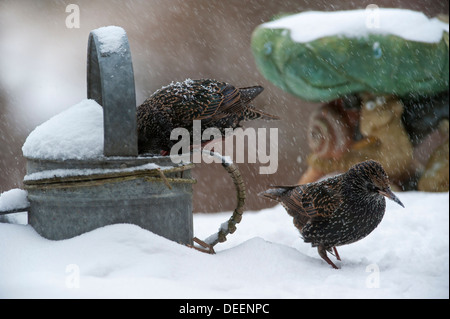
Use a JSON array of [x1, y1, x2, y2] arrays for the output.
[[0, 191, 448, 299]]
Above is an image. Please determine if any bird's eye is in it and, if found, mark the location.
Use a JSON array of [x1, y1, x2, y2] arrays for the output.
[[365, 101, 376, 111], [367, 183, 379, 192]]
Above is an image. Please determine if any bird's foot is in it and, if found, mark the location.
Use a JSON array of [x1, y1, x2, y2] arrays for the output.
[[187, 237, 216, 254], [319, 245, 339, 269], [332, 246, 341, 261]]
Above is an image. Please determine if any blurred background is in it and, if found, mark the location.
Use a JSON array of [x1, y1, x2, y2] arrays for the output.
[[1, 0, 448, 212]]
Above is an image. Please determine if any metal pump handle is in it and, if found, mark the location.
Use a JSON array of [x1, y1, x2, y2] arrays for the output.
[[87, 26, 138, 157]]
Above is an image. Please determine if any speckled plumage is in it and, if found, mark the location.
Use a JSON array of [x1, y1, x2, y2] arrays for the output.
[[259, 160, 404, 269], [137, 79, 278, 154]]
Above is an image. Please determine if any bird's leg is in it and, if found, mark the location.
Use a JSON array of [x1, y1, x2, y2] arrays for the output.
[[333, 247, 341, 261], [318, 245, 339, 269], [327, 247, 341, 260]]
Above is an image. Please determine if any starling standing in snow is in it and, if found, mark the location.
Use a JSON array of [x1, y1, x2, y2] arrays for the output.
[[137, 78, 279, 155], [259, 160, 404, 269]]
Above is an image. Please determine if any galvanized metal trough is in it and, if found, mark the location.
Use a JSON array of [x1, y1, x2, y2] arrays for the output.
[[20, 26, 195, 243]]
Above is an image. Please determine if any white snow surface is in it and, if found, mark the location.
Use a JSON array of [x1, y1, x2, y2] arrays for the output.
[[22, 99, 104, 160], [0, 189, 29, 212], [262, 8, 449, 43], [93, 26, 127, 54], [23, 163, 168, 182], [0, 191, 448, 298]]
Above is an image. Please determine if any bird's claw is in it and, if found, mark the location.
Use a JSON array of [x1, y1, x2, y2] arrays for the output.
[[319, 245, 340, 269]]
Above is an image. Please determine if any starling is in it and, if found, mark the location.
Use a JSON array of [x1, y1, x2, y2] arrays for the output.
[[137, 78, 279, 154], [259, 160, 404, 269]]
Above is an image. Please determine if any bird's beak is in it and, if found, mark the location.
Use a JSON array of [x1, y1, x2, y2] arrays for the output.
[[378, 188, 405, 208]]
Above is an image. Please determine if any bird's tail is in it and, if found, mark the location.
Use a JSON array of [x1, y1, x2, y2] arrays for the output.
[[239, 86, 280, 121], [258, 185, 296, 202], [259, 185, 307, 223], [239, 86, 264, 103]]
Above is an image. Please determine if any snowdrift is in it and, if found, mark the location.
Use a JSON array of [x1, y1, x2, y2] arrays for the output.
[[0, 191, 448, 298]]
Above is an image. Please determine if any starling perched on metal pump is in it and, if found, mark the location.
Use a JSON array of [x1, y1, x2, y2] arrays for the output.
[[259, 160, 404, 269], [137, 78, 279, 155], [137, 78, 279, 253]]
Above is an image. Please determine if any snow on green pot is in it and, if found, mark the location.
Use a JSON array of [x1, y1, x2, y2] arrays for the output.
[[251, 9, 449, 102]]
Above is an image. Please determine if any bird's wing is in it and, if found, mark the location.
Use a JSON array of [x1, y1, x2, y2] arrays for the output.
[[215, 85, 279, 120], [174, 81, 243, 122], [208, 83, 246, 116], [299, 177, 344, 218], [259, 185, 302, 219], [191, 88, 230, 120]]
